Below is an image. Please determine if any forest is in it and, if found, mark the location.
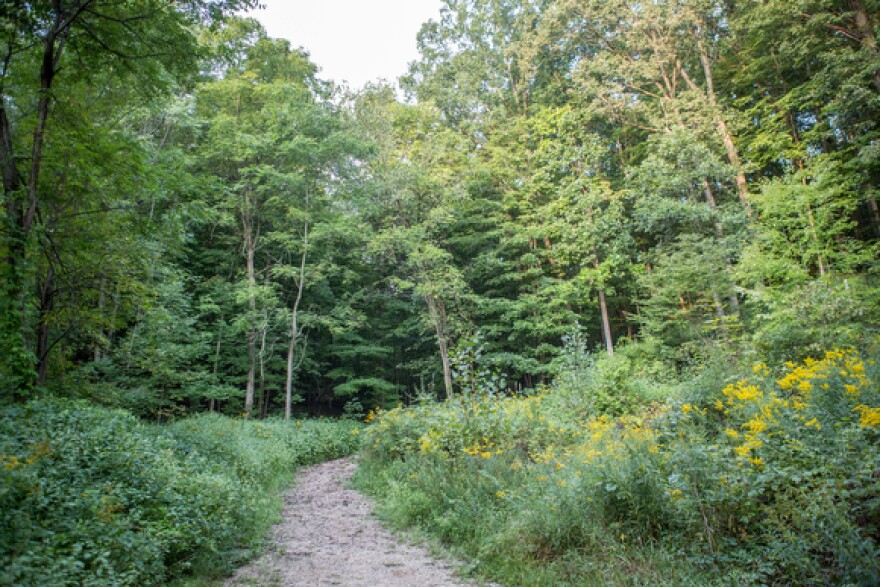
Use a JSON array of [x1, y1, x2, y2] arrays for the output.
[[1, 0, 879, 585]]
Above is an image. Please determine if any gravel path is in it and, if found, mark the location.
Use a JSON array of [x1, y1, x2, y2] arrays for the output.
[[226, 457, 487, 587]]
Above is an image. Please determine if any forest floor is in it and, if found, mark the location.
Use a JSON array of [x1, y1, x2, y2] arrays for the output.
[[226, 457, 489, 587]]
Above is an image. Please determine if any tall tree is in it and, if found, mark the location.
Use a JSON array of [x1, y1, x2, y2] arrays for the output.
[[0, 0, 257, 398]]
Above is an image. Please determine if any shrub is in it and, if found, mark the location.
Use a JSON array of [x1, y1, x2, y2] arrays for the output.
[[357, 342, 880, 586], [0, 400, 361, 586]]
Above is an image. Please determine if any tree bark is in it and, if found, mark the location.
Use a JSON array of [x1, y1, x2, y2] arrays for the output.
[[257, 310, 268, 418], [703, 179, 740, 313], [593, 257, 614, 356], [425, 294, 453, 398], [680, 31, 750, 210], [285, 216, 308, 420], [36, 264, 55, 385], [243, 192, 257, 417], [211, 329, 222, 412]]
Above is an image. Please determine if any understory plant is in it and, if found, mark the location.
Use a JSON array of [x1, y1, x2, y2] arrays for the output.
[[356, 343, 880, 586], [0, 400, 361, 586]]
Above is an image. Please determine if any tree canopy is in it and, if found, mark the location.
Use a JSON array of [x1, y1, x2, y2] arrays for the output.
[[0, 0, 877, 418]]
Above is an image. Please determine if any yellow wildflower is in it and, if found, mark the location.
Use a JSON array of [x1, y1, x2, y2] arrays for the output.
[[743, 417, 768, 435], [724, 381, 763, 402], [753, 362, 770, 376], [853, 405, 880, 428], [734, 445, 752, 458]]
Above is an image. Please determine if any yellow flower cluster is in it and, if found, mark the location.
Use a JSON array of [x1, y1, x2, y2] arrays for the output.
[[463, 436, 503, 458], [853, 405, 880, 428], [719, 349, 877, 468], [362, 345, 876, 506], [723, 381, 763, 403], [364, 407, 380, 424]]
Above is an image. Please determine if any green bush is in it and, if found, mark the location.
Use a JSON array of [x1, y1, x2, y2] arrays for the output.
[[357, 343, 880, 586], [0, 400, 361, 586]]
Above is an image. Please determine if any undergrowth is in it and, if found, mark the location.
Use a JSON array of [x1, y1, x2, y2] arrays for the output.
[[355, 344, 880, 586], [0, 401, 361, 586]]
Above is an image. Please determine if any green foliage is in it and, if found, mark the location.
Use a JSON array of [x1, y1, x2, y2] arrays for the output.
[[449, 332, 508, 397], [549, 326, 675, 418], [357, 343, 880, 586], [0, 399, 361, 586], [748, 276, 880, 364]]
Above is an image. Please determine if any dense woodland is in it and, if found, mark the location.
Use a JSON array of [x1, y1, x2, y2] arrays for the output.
[[1, 0, 878, 416], [1, 0, 880, 585]]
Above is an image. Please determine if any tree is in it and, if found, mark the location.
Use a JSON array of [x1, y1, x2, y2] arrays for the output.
[[355, 90, 473, 398], [0, 0, 258, 399]]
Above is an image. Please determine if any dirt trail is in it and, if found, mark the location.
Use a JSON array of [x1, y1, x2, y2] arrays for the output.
[[226, 457, 486, 587]]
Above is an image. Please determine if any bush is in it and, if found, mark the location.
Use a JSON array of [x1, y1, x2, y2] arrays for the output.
[[357, 343, 880, 586], [0, 400, 361, 586]]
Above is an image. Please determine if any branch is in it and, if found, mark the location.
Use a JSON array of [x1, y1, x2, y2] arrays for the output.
[[799, 12, 862, 43]]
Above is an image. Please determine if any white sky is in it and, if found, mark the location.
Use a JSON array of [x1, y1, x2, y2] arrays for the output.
[[246, 0, 444, 91]]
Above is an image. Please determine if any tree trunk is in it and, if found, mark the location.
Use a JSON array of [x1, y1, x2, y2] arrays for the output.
[[94, 278, 105, 362], [681, 32, 750, 210], [257, 311, 267, 419], [0, 8, 68, 393], [211, 329, 222, 412], [703, 179, 740, 313], [285, 217, 308, 420], [866, 195, 880, 237], [805, 202, 827, 277], [593, 257, 614, 356], [26, 28, 60, 236], [598, 288, 614, 356], [243, 193, 257, 417], [425, 294, 453, 398], [36, 264, 55, 385]]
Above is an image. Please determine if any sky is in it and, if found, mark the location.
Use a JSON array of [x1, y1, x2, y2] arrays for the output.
[[246, 0, 444, 91]]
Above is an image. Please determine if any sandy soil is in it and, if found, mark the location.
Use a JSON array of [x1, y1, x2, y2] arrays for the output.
[[226, 457, 488, 587]]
